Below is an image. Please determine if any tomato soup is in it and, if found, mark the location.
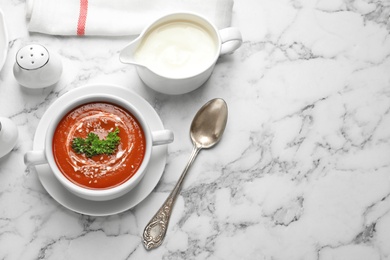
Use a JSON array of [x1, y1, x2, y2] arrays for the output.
[[52, 102, 146, 189]]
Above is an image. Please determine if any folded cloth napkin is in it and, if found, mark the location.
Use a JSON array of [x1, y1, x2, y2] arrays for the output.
[[26, 0, 234, 36]]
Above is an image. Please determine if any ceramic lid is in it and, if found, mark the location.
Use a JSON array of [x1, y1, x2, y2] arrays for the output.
[[16, 44, 49, 70]]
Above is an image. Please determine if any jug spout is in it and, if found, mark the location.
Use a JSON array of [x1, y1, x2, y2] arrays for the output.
[[119, 38, 143, 65]]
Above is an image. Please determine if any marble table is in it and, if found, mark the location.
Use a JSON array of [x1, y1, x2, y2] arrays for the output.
[[1, 0, 390, 259]]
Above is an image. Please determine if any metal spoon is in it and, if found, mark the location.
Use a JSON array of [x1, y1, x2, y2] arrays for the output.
[[143, 98, 228, 250]]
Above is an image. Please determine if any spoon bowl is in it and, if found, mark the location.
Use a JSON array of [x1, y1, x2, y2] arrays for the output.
[[143, 98, 228, 250], [190, 98, 228, 149]]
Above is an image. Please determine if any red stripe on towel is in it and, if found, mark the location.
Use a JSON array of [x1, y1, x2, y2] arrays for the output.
[[77, 0, 88, 36]]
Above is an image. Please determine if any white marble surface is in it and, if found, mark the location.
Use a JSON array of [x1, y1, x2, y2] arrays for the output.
[[1, 0, 390, 259]]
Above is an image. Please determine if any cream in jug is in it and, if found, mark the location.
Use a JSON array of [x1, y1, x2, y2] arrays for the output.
[[134, 20, 218, 78]]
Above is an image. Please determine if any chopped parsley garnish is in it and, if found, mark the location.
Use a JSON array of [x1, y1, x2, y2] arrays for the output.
[[71, 127, 121, 158]]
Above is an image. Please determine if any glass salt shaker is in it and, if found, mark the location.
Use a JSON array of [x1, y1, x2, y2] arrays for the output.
[[13, 43, 62, 88], [0, 117, 18, 159]]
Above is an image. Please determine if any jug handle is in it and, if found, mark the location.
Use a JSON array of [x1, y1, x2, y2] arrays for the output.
[[219, 27, 243, 55]]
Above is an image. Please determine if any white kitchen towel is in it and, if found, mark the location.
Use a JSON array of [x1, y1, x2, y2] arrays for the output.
[[26, 0, 234, 36]]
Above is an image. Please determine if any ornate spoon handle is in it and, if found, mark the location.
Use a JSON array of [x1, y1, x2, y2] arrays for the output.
[[143, 146, 201, 250]]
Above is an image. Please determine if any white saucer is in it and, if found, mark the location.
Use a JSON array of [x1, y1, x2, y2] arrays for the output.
[[0, 9, 8, 71], [33, 84, 168, 216]]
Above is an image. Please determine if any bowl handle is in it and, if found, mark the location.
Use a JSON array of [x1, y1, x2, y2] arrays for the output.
[[24, 150, 47, 167], [151, 130, 174, 146]]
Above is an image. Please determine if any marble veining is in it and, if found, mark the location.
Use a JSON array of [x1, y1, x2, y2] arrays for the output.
[[1, 0, 390, 259]]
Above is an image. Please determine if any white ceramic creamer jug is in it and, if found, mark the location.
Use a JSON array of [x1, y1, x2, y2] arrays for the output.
[[120, 12, 242, 95]]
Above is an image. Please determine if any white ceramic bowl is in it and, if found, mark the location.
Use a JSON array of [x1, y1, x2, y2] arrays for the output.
[[24, 93, 174, 201], [0, 9, 8, 72]]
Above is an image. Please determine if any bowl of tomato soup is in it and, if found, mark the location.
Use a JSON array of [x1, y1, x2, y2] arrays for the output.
[[24, 94, 174, 201]]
